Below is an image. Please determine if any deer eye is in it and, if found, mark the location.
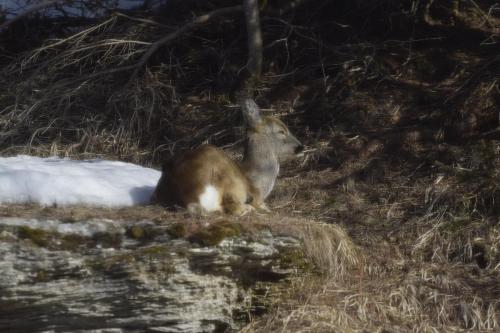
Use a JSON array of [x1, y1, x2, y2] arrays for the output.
[[278, 129, 286, 135]]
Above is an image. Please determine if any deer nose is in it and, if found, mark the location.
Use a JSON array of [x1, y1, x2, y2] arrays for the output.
[[295, 144, 304, 154]]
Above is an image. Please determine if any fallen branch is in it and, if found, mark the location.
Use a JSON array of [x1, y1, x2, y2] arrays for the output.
[[129, 5, 243, 82], [114, 12, 173, 30]]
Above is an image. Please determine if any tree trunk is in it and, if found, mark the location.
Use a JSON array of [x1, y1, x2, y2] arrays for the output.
[[243, 0, 263, 89]]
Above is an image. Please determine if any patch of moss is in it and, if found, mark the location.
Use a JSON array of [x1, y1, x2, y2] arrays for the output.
[[35, 270, 50, 282], [17, 226, 89, 250], [167, 223, 187, 239], [59, 234, 87, 251], [128, 225, 145, 239], [127, 224, 160, 241], [440, 217, 472, 233], [17, 226, 50, 247], [279, 248, 314, 272], [86, 253, 136, 273], [17, 225, 123, 251], [140, 245, 169, 256], [86, 245, 176, 276], [190, 220, 242, 246], [139, 246, 176, 274], [92, 232, 122, 248]]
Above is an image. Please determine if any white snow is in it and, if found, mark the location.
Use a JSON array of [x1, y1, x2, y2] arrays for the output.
[[0, 155, 161, 207]]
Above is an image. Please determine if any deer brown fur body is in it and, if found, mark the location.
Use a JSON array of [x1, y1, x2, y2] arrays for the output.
[[152, 99, 303, 214]]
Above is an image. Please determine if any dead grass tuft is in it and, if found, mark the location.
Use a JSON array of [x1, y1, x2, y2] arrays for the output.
[[296, 222, 360, 278]]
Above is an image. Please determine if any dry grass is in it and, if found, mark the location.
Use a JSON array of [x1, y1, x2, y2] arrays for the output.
[[242, 214, 499, 333], [0, 13, 243, 164], [238, 145, 500, 333], [269, 220, 361, 278], [1, 1, 499, 331]]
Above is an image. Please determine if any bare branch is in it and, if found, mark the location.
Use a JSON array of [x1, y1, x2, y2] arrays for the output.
[[129, 5, 243, 82], [114, 12, 173, 30]]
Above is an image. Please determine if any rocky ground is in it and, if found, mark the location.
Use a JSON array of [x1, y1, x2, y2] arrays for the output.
[[0, 209, 318, 332]]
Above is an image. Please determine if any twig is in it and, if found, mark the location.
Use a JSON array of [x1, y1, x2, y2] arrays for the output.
[[129, 5, 243, 83], [446, 55, 500, 102], [0, 0, 64, 31], [266, 0, 316, 16], [467, 0, 497, 29], [114, 12, 174, 30], [24, 16, 118, 64], [62, 65, 139, 85]]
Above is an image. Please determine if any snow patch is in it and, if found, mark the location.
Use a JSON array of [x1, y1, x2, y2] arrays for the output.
[[0, 155, 161, 207], [199, 185, 221, 212]]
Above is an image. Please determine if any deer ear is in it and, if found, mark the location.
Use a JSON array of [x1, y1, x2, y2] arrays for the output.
[[240, 98, 262, 128]]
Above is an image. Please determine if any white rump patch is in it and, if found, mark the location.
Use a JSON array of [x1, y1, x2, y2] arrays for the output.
[[199, 185, 221, 212]]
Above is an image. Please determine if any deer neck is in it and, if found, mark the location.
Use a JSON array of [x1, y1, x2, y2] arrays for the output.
[[241, 134, 280, 199]]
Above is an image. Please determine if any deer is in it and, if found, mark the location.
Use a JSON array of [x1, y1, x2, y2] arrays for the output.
[[151, 98, 303, 215]]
